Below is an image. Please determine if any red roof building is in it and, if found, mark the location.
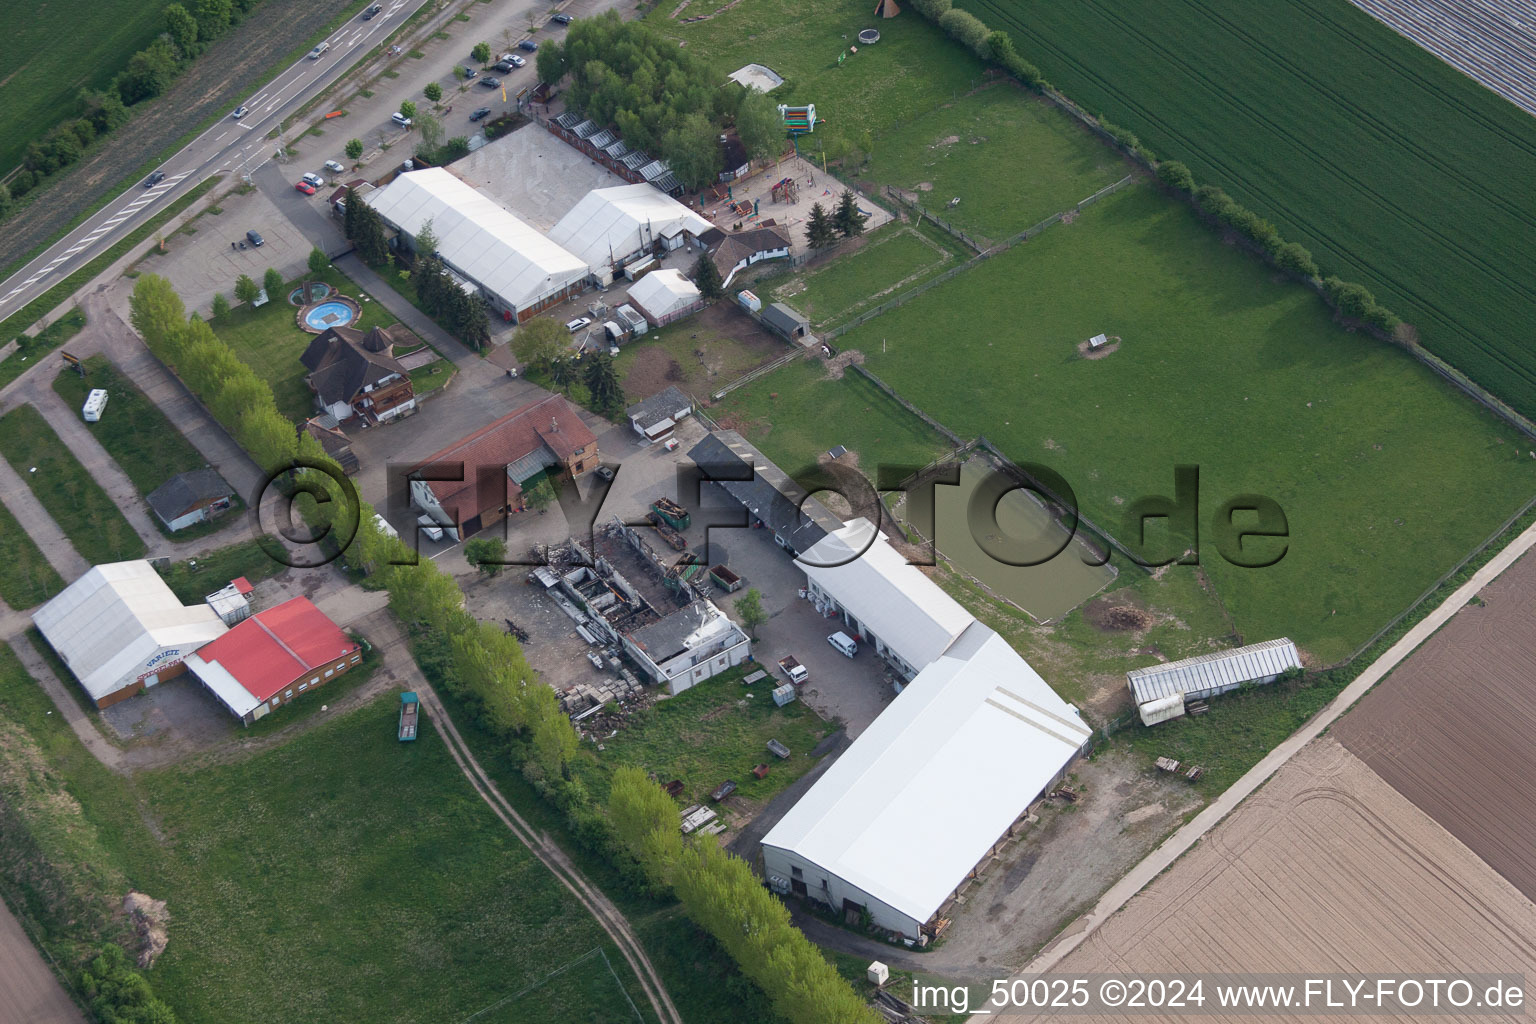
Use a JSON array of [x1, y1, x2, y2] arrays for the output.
[[185, 598, 363, 724]]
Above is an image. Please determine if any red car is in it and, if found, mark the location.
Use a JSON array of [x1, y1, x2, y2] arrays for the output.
[[295, 181, 317, 195]]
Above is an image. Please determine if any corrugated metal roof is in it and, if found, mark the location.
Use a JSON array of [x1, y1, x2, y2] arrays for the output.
[[588, 129, 618, 149], [621, 151, 650, 171], [1127, 638, 1301, 704], [573, 119, 600, 139], [553, 112, 581, 129]]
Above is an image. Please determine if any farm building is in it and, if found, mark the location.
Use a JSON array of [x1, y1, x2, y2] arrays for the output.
[[626, 386, 693, 443], [626, 269, 703, 326], [411, 394, 599, 540], [299, 325, 418, 424], [184, 597, 362, 724], [761, 621, 1090, 940], [1127, 637, 1301, 709], [364, 168, 589, 322], [547, 184, 712, 280], [624, 599, 752, 695], [761, 301, 810, 340], [800, 517, 972, 681], [687, 430, 842, 556], [145, 469, 235, 532], [32, 561, 228, 708], [712, 225, 792, 289]]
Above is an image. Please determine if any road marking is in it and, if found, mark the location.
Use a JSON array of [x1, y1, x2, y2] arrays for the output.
[[215, 130, 230, 142]]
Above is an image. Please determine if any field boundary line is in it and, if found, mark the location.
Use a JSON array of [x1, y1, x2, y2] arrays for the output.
[[1009, 515, 1536, 990], [460, 947, 645, 1024]]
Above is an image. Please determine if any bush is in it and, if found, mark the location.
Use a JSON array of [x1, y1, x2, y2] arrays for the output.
[[1275, 242, 1318, 278], [910, 0, 952, 18], [345, 138, 363, 160], [1156, 160, 1195, 194], [938, 8, 992, 58]]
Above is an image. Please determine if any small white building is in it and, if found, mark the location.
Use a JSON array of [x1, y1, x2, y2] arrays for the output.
[[32, 562, 228, 709], [622, 600, 752, 695], [1127, 637, 1301, 708], [625, 386, 693, 443], [626, 269, 703, 327]]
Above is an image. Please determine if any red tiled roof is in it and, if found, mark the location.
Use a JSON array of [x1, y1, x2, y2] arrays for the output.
[[414, 395, 596, 524], [231, 577, 253, 595], [191, 597, 357, 702]]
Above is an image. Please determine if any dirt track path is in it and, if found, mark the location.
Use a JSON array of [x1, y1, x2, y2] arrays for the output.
[[0, 901, 84, 1024]]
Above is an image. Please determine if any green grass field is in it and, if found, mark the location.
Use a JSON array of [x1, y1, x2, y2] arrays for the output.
[[866, 84, 1127, 239], [0, 498, 63, 611], [714, 357, 952, 478], [770, 223, 958, 328], [962, 0, 1536, 419], [838, 183, 1536, 663], [0, 1, 167, 171], [0, 660, 651, 1024], [0, 404, 146, 565], [210, 267, 401, 423]]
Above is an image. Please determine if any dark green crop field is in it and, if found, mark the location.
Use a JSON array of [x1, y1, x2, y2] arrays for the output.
[[963, 0, 1536, 418]]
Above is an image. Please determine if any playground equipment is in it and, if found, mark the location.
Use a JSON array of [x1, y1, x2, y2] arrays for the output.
[[778, 103, 816, 135], [771, 177, 800, 203], [858, 28, 881, 44]]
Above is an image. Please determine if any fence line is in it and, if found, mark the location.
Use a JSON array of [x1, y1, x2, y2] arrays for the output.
[[710, 346, 807, 400], [883, 187, 988, 253]]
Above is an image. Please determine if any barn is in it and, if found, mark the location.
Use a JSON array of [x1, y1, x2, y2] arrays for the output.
[[32, 562, 228, 708], [547, 183, 712, 281], [184, 597, 362, 725]]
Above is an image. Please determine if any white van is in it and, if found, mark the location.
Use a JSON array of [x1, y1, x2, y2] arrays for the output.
[[82, 389, 109, 422], [827, 631, 858, 658], [417, 515, 445, 542]]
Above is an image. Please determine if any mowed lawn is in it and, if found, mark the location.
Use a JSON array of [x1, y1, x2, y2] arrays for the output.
[[867, 85, 1128, 239], [962, 0, 1536, 419], [771, 224, 957, 328], [210, 267, 402, 423], [0, 498, 63, 610], [0, 0, 166, 171], [841, 184, 1536, 663], [0, 404, 146, 565], [714, 357, 951, 477]]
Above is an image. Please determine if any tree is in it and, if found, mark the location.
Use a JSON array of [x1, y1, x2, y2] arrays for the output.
[[345, 137, 363, 160], [190, 0, 233, 38], [662, 112, 722, 191], [734, 588, 768, 640], [417, 112, 443, 155], [938, 8, 992, 58], [512, 317, 567, 369], [234, 274, 259, 304], [1275, 241, 1318, 279], [805, 202, 835, 249], [734, 89, 783, 163], [608, 766, 682, 884], [307, 247, 329, 276], [471, 41, 492, 65], [351, 199, 390, 265], [1156, 160, 1195, 194], [833, 189, 866, 238], [464, 537, 508, 576], [548, 357, 576, 391], [210, 292, 229, 318], [910, 0, 951, 18], [583, 351, 624, 416], [399, 101, 417, 123], [165, 3, 199, 55], [692, 251, 722, 300], [424, 81, 442, 104], [536, 41, 568, 85], [262, 267, 283, 296]]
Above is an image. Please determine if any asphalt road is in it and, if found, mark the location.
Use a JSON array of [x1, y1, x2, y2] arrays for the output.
[[0, 0, 430, 320]]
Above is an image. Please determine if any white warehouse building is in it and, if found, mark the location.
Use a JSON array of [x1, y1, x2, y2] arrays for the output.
[[364, 168, 590, 323], [547, 183, 712, 281]]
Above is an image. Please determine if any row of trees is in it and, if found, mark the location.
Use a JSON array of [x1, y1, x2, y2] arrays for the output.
[[7, 0, 261, 209], [404, 222, 491, 348], [806, 190, 867, 249], [210, 249, 328, 318], [609, 766, 880, 1023], [342, 187, 390, 265], [907, 0, 1404, 337]]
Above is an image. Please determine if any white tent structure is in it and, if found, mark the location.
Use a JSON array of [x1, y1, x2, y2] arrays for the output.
[[800, 518, 972, 679], [364, 168, 589, 322], [762, 622, 1090, 939], [1127, 637, 1301, 706], [548, 184, 712, 277], [32, 562, 228, 709], [626, 269, 702, 326]]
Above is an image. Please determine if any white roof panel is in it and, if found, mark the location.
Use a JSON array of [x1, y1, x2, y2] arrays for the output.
[[547, 184, 712, 271], [1127, 637, 1301, 704], [627, 269, 701, 318], [763, 623, 1089, 925], [183, 652, 262, 718], [799, 518, 973, 669], [364, 168, 588, 310]]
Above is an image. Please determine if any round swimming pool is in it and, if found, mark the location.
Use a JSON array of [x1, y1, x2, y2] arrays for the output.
[[297, 295, 361, 333], [289, 281, 332, 305]]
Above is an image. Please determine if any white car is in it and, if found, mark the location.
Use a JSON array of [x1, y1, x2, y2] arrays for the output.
[[391, 111, 413, 127], [417, 515, 445, 542], [323, 159, 345, 173], [301, 172, 325, 187], [309, 41, 330, 59], [565, 316, 592, 333]]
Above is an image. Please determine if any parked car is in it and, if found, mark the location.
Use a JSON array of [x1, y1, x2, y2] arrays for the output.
[[143, 170, 166, 188], [323, 159, 345, 173], [517, 39, 538, 51], [301, 172, 325, 187], [552, 13, 573, 24], [308, 41, 329, 59], [463, 65, 477, 78], [417, 515, 445, 542], [506, 54, 526, 67], [246, 229, 264, 247], [469, 107, 492, 122], [362, 2, 382, 18], [565, 316, 592, 333], [594, 465, 615, 482], [493, 60, 515, 73], [231, 105, 248, 120], [295, 181, 317, 195], [391, 111, 413, 127], [480, 77, 500, 89]]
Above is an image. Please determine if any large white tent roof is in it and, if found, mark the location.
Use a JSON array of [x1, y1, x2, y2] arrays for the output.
[[627, 269, 701, 319], [32, 562, 227, 701], [799, 518, 973, 670], [762, 622, 1089, 926], [547, 184, 712, 270], [365, 168, 588, 311]]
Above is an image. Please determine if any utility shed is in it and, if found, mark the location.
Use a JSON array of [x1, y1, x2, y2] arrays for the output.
[[626, 269, 703, 326], [687, 430, 842, 556], [1127, 637, 1301, 706], [32, 562, 228, 708], [761, 302, 810, 340], [145, 469, 234, 532], [626, 385, 693, 443], [762, 622, 1089, 940]]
